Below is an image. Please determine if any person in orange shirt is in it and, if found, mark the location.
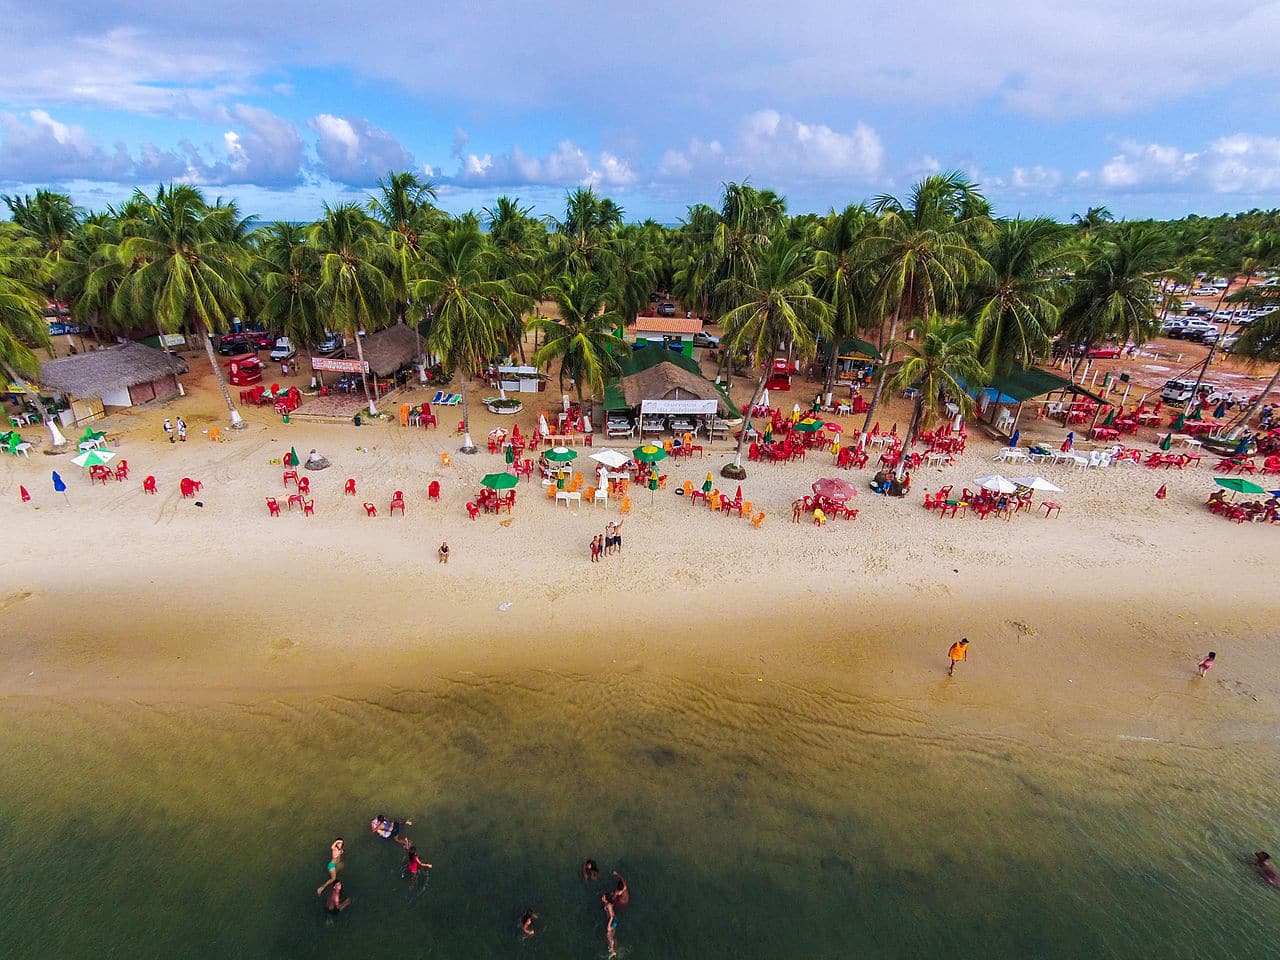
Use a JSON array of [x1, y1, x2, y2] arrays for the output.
[[947, 638, 969, 677]]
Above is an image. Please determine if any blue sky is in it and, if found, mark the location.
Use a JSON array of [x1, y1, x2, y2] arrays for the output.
[[3, 0, 1280, 223]]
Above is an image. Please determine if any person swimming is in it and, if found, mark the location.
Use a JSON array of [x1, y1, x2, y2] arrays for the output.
[[325, 880, 351, 916], [582, 859, 599, 882], [1257, 852, 1279, 887], [316, 838, 344, 895], [609, 870, 629, 908], [371, 814, 414, 848], [404, 845, 432, 882], [601, 893, 618, 958], [519, 909, 538, 938]]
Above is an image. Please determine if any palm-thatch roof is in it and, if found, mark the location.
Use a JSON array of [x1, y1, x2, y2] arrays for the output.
[[603, 347, 739, 416], [39, 342, 187, 397], [356, 324, 417, 377]]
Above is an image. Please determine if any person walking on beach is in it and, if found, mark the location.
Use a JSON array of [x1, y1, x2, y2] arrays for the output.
[[325, 881, 351, 916], [590, 534, 601, 563], [601, 893, 618, 958], [176, 416, 187, 442], [317, 838, 345, 895], [163, 418, 174, 443], [1198, 651, 1216, 677], [438, 541, 449, 564], [947, 638, 969, 677], [793, 498, 804, 523]]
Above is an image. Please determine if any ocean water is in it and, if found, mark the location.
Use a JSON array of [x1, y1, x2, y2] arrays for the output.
[[1, 672, 1278, 959]]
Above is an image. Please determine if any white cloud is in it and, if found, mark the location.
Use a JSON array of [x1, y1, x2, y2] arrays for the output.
[[1009, 165, 1063, 191], [309, 114, 413, 185], [657, 110, 883, 185], [444, 137, 635, 189], [1203, 134, 1280, 192], [0, 110, 131, 181], [1074, 132, 1280, 196], [1099, 140, 1198, 190]]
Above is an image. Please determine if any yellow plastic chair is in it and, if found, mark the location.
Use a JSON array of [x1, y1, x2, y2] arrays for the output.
[[440, 452, 452, 467]]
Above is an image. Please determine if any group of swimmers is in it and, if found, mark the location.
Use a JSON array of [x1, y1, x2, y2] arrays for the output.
[[315, 814, 428, 918], [520, 860, 628, 955]]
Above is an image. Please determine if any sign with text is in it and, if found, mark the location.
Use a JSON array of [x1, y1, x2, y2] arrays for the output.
[[640, 399, 718, 416], [311, 356, 368, 373], [161, 334, 186, 347]]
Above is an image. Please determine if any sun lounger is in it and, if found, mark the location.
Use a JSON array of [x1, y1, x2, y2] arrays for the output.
[[431, 391, 446, 404]]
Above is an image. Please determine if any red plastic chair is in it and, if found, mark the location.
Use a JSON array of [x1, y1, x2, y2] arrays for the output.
[[115, 460, 129, 480], [296, 476, 310, 495], [1042, 501, 1062, 518], [344, 478, 356, 496], [143, 475, 157, 495], [283, 470, 298, 487], [390, 492, 405, 516], [466, 501, 479, 520], [362, 502, 377, 517], [428, 480, 440, 501], [266, 497, 281, 517], [302, 499, 315, 516], [180, 478, 195, 499]]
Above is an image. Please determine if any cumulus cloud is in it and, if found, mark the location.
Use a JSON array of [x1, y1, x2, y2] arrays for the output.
[[443, 137, 635, 189], [656, 110, 883, 185], [1060, 133, 1280, 197], [310, 114, 414, 186], [0, 106, 304, 187]]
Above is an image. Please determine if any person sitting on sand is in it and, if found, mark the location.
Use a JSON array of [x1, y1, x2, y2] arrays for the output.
[[602, 894, 618, 958], [1257, 852, 1279, 887], [325, 880, 351, 915], [317, 838, 345, 894], [371, 815, 413, 847], [1198, 651, 1216, 677], [792, 498, 805, 523], [438, 541, 449, 564], [519, 909, 538, 938], [582, 858, 599, 882]]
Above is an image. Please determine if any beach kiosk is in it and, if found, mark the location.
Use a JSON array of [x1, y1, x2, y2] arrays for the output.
[[764, 358, 794, 391], [226, 353, 263, 386]]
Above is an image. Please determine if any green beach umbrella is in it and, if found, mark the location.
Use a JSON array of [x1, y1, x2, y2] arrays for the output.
[[481, 472, 519, 490], [71, 448, 115, 468], [1103, 410, 1115, 426], [702, 471, 713, 494], [1188, 407, 1202, 421], [545, 446, 577, 463], [793, 418, 825, 433], [1215, 477, 1266, 496], [287, 446, 299, 467], [505, 443, 515, 465], [1172, 414, 1186, 431], [1159, 433, 1172, 451], [632, 444, 667, 464]]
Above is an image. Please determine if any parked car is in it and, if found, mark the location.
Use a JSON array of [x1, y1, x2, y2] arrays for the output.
[[1186, 305, 1212, 316], [1168, 318, 1217, 339], [1160, 319, 1188, 335], [217, 335, 255, 356], [1187, 326, 1222, 344], [648, 293, 661, 303], [1160, 378, 1199, 403], [693, 331, 720, 348], [1086, 344, 1123, 359], [269, 337, 297, 361], [317, 332, 345, 355], [657, 302, 677, 317], [1219, 334, 1241, 351]]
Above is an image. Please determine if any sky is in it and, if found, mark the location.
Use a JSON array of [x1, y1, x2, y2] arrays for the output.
[[2, 0, 1280, 224]]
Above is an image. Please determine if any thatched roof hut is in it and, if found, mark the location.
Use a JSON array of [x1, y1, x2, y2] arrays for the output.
[[39, 342, 188, 407], [356, 325, 418, 377], [603, 347, 739, 416]]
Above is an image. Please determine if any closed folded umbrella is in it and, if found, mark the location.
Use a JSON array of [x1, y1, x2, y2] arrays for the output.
[[702, 472, 713, 493], [1214, 401, 1227, 419], [1159, 433, 1172, 451], [1010, 428, 1020, 448]]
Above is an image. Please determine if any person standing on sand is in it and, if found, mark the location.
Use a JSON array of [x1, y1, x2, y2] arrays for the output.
[[438, 541, 449, 564], [590, 535, 601, 563], [163, 418, 174, 443], [176, 416, 187, 442], [947, 638, 969, 677], [1198, 651, 1216, 677], [793, 499, 804, 523]]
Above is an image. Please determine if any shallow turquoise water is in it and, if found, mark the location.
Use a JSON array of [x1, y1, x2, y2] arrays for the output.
[[1, 673, 1278, 959]]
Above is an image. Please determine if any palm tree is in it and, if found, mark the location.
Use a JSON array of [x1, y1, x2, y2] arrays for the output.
[[717, 235, 831, 479], [252, 222, 324, 354], [860, 172, 989, 431], [885, 315, 984, 475], [1071, 206, 1114, 234], [413, 219, 527, 453], [115, 184, 252, 427], [529, 273, 624, 401], [968, 217, 1071, 375], [310, 203, 395, 415], [1058, 225, 1170, 381], [812, 204, 873, 399], [1227, 302, 1280, 438], [370, 171, 439, 364], [545, 187, 620, 279], [0, 228, 60, 442], [3, 189, 81, 261]]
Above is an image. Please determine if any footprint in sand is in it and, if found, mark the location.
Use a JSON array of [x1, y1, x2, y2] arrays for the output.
[[0, 591, 35, 612], [1007, 619, 1037, 639]]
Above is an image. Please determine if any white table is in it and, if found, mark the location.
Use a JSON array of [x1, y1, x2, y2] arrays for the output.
[[555, 491, 581, 507], [925, 451, 950, 466], [1173, 434, 1203, 449], [592, 487, 608, 506], [78, 438, 105, 451], [993, 447, 1027, 463], [867, 434, 895, 447]]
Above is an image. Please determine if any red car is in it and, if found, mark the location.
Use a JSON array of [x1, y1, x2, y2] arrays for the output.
[[1086, 345, 1123, 359]]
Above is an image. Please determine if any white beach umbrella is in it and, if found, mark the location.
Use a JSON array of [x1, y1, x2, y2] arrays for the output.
[[581, 413, 592, 434], [973, 474, 1018, 494], [760, 388, 770, 409], [538, 413, 550, 436], [1008, 476, 1063, 493], [589, 448, 630, 469]]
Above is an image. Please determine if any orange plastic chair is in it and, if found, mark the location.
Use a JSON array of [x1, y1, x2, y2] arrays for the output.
[[440, 452, 451, 467], [708, 492, 721, 511], [681, 480, 694, 496], [584, 485, 597, 504], [740, 500, 752, 518], [399, 404, 410, 426], [620, 496, 632, 514], [546, 484, 557, 500], [209, 427, 220, 443], [751, 511, 765, 528]]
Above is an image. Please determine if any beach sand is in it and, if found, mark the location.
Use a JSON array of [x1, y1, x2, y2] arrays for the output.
[[2, 345, 1279, 957]]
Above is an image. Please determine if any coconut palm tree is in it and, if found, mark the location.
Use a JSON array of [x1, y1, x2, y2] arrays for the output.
[[114, 184, 252, 427], [529, 273, 624, 401], [812, 203, 874, 399], [859, 172, 989, 431], [252, 222, 324, 353], [1071, 206, 1114, 234], [1227, 299, 1280, 438], [717, 234, 831, 479], [885, 315, 984, 474], [968, 217, 1072, 375], [310, 203, 395, 415], [3, 189, 81, 261], [545, 187, 620, 279], [413, 219, 528, 453], [1058, 225, 1171, 380], [0, 228, 59, 441]]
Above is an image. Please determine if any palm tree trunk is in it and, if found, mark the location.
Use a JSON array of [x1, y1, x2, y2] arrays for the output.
[[3, 363, 65, 447], [895, 394, 924, 480], [721, 370, 768, 479], [861, 303, 901, 432], [351, 331, 377, 415], [1227, 365, 1280, 440], [459, 372, 477, 453], [200, 328, 244, 428]]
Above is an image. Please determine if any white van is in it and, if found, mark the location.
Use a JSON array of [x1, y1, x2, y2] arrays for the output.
[[269, 336, 296, 361], [1160, 378, 1199, 403]]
